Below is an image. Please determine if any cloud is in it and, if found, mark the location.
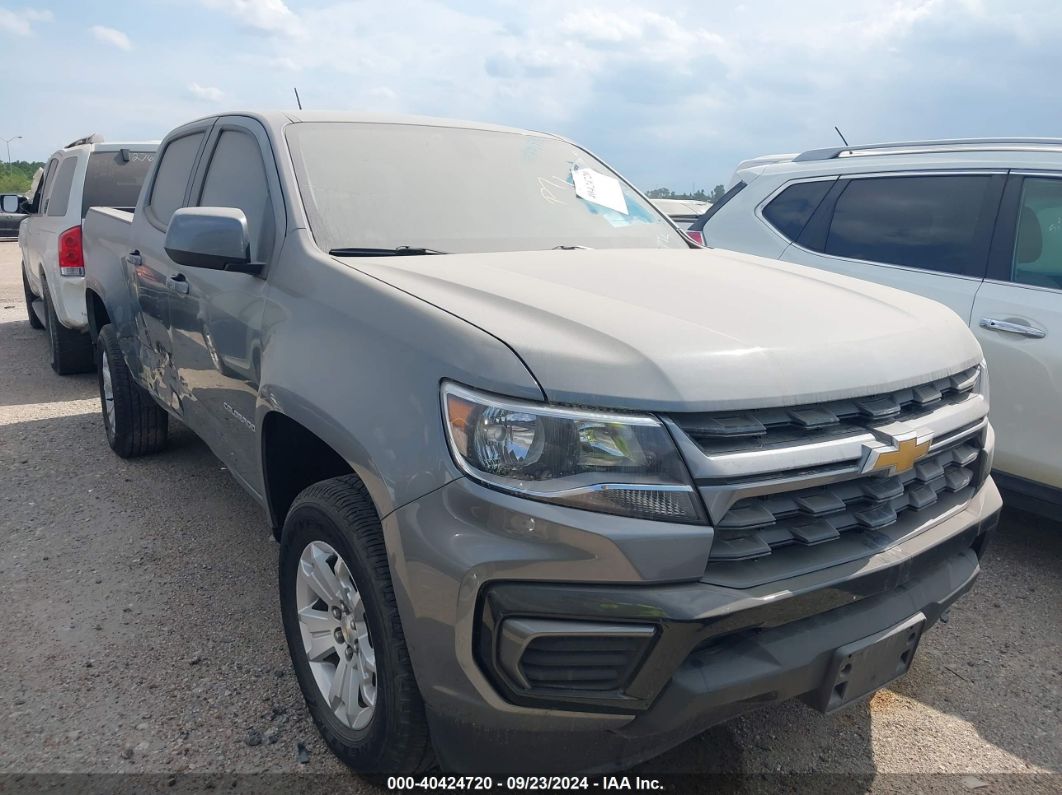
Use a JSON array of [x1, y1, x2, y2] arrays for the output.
[[13, 0, 1062, 192], [90, 25, 132, 50], [0, 7, 53, 36], [188, 82, 225, 102], [199, 0, 302, 36]]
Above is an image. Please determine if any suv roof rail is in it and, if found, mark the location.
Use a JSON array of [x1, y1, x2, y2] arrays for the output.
[[793, 137, 1062, 162], [64, 133, 104, 149]]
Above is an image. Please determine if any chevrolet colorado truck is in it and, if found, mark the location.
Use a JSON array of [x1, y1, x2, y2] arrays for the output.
[[82, 111, 1000, 775]]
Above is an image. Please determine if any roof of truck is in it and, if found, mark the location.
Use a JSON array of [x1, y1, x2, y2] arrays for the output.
[[180, 110, 558, 139]]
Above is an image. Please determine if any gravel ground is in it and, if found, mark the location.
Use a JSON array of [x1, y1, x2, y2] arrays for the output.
[[0, 241, 1058, 789]]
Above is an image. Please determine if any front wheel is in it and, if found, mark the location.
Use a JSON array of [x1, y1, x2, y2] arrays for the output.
[[96, 324, 169, 457], [279, 475, 433, 774]]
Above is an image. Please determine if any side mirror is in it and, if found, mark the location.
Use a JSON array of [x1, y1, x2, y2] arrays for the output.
[[163, 207, 262, 274], [0, 194, 22, 214]]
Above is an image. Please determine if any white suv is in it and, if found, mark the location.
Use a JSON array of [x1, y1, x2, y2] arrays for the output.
[[694, 138, 1062, 516], [19, 134, 157, 373]]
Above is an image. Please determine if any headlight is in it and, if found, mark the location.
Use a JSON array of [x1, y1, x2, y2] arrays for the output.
[[977, 360, 989, 408], [442, 382, 705, 523]]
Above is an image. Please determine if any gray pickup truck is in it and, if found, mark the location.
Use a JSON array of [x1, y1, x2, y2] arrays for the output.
[[83, 111, 1001, 775]]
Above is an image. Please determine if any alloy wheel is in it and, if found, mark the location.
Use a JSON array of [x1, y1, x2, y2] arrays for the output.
[[295, 540, 377, 730], [100, 348, 116, 440]]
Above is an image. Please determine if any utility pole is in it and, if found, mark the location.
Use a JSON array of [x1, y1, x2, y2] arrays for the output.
[[3, 135, 22, 163]]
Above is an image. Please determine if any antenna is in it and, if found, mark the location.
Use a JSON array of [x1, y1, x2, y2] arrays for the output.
[[834, 126, 849, 147], [294, 87, 303, 110]]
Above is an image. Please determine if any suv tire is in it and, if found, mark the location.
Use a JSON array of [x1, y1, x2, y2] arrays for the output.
[[96, 324, 169, 457], [22, 266, 44, 330], [44, 281, 94, 374], [279, 475, 433, 775]]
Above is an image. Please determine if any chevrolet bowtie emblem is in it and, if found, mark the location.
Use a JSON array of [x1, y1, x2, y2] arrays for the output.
[[861, 432, 933, 475]]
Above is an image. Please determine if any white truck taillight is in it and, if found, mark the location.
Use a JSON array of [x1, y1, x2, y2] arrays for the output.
[[686, 230, 704, 245], [58, 225, 85, 276]]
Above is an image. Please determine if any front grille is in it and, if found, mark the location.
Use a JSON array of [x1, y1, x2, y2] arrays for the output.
[[519, 635, 651, 692], [710, 440, 981, 562], [701, 441, 988, 589], [680, 366, 979, 455]]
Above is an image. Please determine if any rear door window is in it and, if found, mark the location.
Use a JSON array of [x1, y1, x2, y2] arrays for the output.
[[1011, 177, 1062, 290], [81, 151, 155, 217], [762, 180, 833, 241], [823, 175, 995, 276], [148, 133, 205, 228], [45, 157, 78, 217]]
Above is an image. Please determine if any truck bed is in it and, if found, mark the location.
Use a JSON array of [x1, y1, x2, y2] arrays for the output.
[[83, 207, 137, 342]]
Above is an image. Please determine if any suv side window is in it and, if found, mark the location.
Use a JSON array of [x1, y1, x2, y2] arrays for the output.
[[46, 157, 78, 217], [148, 132, 205, 228], [822, 175, 995, 275], [1012, 177, 1062, 290], [762, 180, 833, 241], [198, 129, 274, 262]]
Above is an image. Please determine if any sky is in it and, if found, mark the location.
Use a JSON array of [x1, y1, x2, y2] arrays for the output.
[[1, 0, 1060, 190]]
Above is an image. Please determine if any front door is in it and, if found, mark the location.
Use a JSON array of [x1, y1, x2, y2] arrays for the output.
[[973, 174, 1062, 491], [166, 117, 281, 495]]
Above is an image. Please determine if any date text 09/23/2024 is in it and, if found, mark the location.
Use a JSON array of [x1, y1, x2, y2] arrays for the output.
[[386, 776, 665, 791]]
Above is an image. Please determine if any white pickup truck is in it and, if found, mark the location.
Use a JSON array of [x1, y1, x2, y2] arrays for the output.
[[19, 135, 157, 373]]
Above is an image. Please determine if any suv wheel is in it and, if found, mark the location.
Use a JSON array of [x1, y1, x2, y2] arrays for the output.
[[22, 266, 44, 330], [279, 475, 433, 774], [96, 324, 169, 457], [43, 281, 94, 374]]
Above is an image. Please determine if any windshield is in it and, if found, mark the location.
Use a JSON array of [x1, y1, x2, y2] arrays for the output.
[[286, 122, 687, 255]]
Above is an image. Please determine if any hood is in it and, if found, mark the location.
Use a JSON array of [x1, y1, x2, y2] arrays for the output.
[[348, 248, 983, 412]]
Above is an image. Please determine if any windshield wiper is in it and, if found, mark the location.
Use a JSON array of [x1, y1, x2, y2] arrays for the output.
[[328, 246, 449, 257]]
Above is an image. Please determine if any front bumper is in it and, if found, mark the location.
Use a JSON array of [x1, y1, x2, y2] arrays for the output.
[[383, 475, 1000, 774]]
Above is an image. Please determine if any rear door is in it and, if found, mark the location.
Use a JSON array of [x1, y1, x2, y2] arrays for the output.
[[780, 172, 1005, 320], [973, 173, 1062, 491], [166, 116, 282, 494], [129, 124, 211, 404]]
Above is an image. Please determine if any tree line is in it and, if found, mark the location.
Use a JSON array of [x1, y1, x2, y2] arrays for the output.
[[0, 161, 44, 194], [645, 185, 726, 202]]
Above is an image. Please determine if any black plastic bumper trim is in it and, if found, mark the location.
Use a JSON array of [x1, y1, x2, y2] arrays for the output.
[[477, 506, 999, 713]]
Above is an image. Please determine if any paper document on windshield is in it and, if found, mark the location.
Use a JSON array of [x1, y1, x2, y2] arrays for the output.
[[571, 167, 628, 215]]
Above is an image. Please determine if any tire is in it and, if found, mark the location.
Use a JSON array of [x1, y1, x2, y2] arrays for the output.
[[96, 324, 169, 458], [279, 475, 433, 775], [43, 280, 94, 374], [22, 265, 44, 330]]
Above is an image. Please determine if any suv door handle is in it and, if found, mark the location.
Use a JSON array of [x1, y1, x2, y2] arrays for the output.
[[124, 251, 142, 267], [166, 274, 190, 295], [979, 317, 1046, 339]]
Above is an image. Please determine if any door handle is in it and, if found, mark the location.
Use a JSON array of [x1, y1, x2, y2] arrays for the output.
[[166, 274, 190, 295], [124, 251, 142, 267], [979, 317, 1046, 339]]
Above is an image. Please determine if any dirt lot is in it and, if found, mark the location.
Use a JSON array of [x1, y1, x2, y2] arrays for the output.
[[0, 240, 1058, 788]]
